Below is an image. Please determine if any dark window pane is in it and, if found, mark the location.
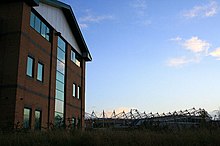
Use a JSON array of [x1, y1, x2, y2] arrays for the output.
[[35, 17, 41, 33], [55, 89, 64, 101], [56, 71, 64, 83], [54, 112, 64, 127], [23, 108, 31, 129], [30, 12, 35, 28], [37, 63, 44, 82], [56, 80, 64, 92], [57, 48, 65, 63], [35, 110, 41, 130], [26, 56, 34, 77]]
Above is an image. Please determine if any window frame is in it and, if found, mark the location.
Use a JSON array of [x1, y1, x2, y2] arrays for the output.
[[72, 83, 76, 97], [23, 107, 32, 129], [26, 56, 34, 78], [37, 62, 44, 82]]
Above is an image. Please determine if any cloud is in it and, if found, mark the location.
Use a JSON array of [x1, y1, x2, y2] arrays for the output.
[[170, 36, 182, 41], [167, 56, 200, 67], [209, 48, 220, 60], [183, 36, 210, 54], [183, 1, 218, 18], [131, 0, 147, 16], [78, 10, 114, 28]]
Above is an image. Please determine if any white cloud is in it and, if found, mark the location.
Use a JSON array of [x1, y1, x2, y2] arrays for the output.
[[78, 10, 114, 28], [183, 36, 210, 54], [209, 48, 220, 60], [183, 1, 218, 18], [170, 36, 182, 41], [167, 56, 200, 67]]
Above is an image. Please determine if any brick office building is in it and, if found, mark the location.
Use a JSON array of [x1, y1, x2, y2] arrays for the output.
[[0, 0, 92, 130]]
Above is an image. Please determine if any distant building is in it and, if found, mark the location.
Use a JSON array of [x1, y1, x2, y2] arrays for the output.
[[0, 0, 92, 130]]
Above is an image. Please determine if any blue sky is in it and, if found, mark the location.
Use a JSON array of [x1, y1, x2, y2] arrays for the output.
[[62, 0, 220, 114]]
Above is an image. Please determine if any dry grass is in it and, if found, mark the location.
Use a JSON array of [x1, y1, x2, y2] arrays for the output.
[[0, 128, 220, 146]]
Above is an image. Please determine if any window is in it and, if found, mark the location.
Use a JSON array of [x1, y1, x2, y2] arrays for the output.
[[26, 56, 34, 77], [23, 108, 31, 129], [37, 62, 44, 82], [71, 50, 81, 67], [35, 110, 41, 130], [72, 83, 76, 97], [77, 86, 81, 99], [30, 11, 50, 41]]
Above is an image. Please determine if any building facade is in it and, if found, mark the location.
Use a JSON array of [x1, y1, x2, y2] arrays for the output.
[[0, 0, 92, 130]]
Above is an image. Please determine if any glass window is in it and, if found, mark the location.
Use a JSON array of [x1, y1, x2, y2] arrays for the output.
[[57, 60, 65, 74], [26, 56, 34, 77], [72, 83, 76, 97], [37, 62, 44, 82], [23, 108, 31, 129], [55, 99, 64, 113], [71, 50, 76, 62], [30, 12, 35, 28], [55, 90, 64, 101], [54, 112, 64, 127], [35, 110, 41, 130], [77, 86, 81, 99], [45, 26, 50, 41], [56, 80, 64, 92], [35, 16, 41, 33], [41, 23, 46, 38], [58, 37, 65, 52], [57, 48, 65, 63], [56, 71, 64, 83], [75, 58, 81, 67]]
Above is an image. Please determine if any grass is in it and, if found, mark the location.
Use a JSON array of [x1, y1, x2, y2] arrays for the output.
[[0, 128, 220, 146]]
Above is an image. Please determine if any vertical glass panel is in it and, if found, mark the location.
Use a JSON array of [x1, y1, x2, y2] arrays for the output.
[[56, 71, 64, 83], [26, 56, 34, 77], [57, 60, 65, 74], [35, 17, 41, 33], [56, 80, 64, 92], [30, 12, 35, 28], [41, 23, 46, 38], [55, 99, 64, 113], [54, 112, 64, 127], [57, 48, 65, 63], [58, 37, 65, 52], [77, 86, 81, 99], [55, 90, 64, 101], [45, 26, 50, 41], [37, 63, 43, 82], [23, 108, 31, 129], [35, 110, 41, 130], [72, 83, 76, 97], [71, 50, 75, 62]]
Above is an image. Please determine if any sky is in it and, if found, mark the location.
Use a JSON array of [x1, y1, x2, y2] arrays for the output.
[[62, 0, 220, 115]]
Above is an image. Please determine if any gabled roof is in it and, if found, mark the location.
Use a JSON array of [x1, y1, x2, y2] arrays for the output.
[[17, 0, 91, 61], [38, 0, 92, 61]]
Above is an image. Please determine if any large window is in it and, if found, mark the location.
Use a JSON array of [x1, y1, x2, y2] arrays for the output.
[[71, 50, 81, 67], [26, 56, 34, 77], [23, 108, 31, 129], [37, 62, 44, 82], [55, 37, 66, 127], [30, 11, 50, 41], [35, 110, 41, 130]]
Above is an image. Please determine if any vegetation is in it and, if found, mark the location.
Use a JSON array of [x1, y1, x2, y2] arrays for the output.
[[0, 128, 220, 146]]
